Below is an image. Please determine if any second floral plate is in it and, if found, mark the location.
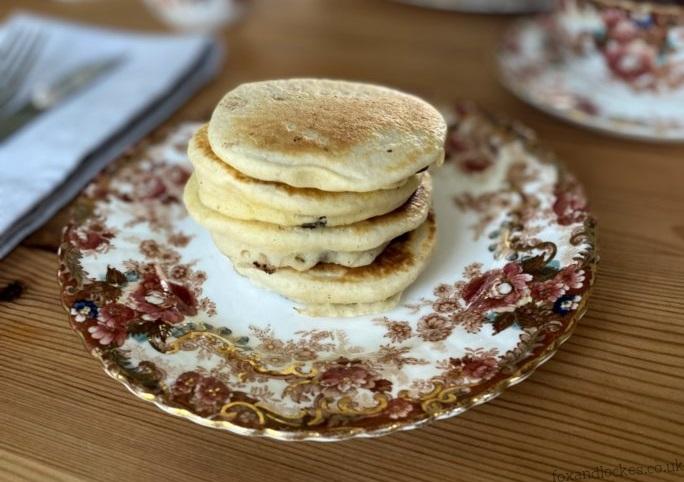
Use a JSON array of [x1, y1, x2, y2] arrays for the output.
[[392, 0, 552, 14], [58, 105, 597, 441], [498, 17, 684, 142]]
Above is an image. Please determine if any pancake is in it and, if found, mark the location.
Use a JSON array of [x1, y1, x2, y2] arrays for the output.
[[183, 173, 432, 270], [211, 235, 389, 272], [189, 125, 421, 227], [230, 213, 437, 316], [208, 79, 446, 192], [297, 293, 402, 318]]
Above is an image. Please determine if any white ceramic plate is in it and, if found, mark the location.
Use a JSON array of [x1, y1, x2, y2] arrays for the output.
[[392, 0, 552, 14], [498, 18, 684, 142], [58, 105, 597, 441]]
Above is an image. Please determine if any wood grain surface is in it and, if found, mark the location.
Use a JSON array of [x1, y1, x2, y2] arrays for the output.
[[1, 1, 683, 481]]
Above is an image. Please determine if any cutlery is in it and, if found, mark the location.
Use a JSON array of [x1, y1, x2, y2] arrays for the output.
[[0, 56, 122, 142], [0, 26, 45, 111]]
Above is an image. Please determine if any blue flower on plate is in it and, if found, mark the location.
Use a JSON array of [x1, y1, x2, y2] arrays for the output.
[[553, 295, 580, 315], [70, 299, 99, 322], [633, 13, 652, 29]]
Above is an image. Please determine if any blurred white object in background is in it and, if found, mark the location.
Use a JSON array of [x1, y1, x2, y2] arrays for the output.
[[392, 0, 553, 14], [143, 0, 246, 32], [498, 0, 684, 141]]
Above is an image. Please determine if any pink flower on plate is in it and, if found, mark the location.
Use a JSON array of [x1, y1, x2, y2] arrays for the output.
[[459, 354, 499, 381], [531, 265, 586, 303], [449, 352, 499, 382], [557, 265, 586, 290], [99, 302, 137, 325], [130, 273, 197, 325], [320, 359, 375, 394], [530, 279, 566, 303], [86, 302, 138, 347], [386, 398, 413, 420], [461, 262, 532, 313], [88, 322, 128, 346], [170, 372, 231, 416], [604, 38, 658, 83], [553, 178, 588, 226], [171, 371, 202, 399], [611, 19, 639, 43], [193, 376, 231, 416]]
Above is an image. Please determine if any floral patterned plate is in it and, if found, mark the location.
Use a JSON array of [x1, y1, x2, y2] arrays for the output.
[[498, 17, 684, 142], [58, 105, 597, 441], [391, 0, 553, 14]]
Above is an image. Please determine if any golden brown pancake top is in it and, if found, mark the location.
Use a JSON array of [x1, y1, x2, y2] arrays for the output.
[[210, 79, 445, 165]]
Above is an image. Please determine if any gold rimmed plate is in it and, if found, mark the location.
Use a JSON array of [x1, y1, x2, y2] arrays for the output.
[[391, 0, 552, 14], [58, 105, 597, 441]]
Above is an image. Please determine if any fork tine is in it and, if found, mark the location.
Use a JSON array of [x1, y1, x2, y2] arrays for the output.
[[0, 25, 25, 52], [0, 27, 45, 110], [0, 26, 30, 74]]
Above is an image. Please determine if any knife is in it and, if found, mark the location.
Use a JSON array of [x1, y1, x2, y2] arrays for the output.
[[0, 57, 123, 142]]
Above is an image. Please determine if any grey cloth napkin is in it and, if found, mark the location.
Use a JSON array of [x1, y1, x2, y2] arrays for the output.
[[0, 12, 222, 259]]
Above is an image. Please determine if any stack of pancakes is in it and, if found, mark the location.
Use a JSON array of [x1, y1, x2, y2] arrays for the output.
[[184, 79, 446, 316]]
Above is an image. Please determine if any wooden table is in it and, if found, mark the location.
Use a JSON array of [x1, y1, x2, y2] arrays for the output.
[[1, 1, 683, 481]]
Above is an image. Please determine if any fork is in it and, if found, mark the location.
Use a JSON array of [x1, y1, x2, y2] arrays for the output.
[[0, 26, 45, 112]]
